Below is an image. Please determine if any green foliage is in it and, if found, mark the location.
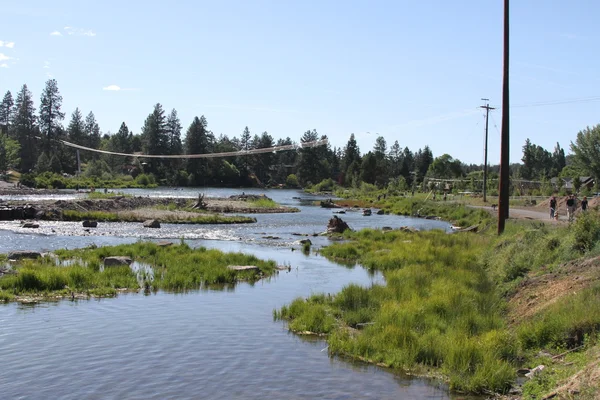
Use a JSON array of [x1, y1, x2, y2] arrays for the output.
[[0, 242, 276, 298], [280, 229, 514, 393], [307, 178, 337, 193], [134, 173, 156, 187], [248, 197, 278, 208], [285, 174, 299, 188]]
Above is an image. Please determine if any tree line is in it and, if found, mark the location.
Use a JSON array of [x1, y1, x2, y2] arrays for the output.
[[1, 79, 599, 192]]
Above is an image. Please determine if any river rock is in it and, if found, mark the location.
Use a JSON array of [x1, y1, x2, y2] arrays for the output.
[[7, 250, 42, 260], [82, 220, 98, 228], [376, 209, 384, 215], [22, 222, 39, 228], [143, 219, 161, 228], [156, 241, 173, 247], [299, 239, 312, 245], [327, 215, 350, 234], [104, 256, 133, 266]]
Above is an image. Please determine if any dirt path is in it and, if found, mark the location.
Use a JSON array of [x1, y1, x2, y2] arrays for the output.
[[472, 205, 568, 224]]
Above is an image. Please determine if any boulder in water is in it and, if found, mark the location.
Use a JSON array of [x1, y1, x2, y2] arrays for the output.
[[22, 222, 39, 228], [82, 220, 98, 228], [143, 219, 161, 228], [327, 216, 350, 234], [7, 250, 42, 260], [104, 256, 133, 266]]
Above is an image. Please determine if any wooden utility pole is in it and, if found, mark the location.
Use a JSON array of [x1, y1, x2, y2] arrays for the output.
[[498, 0, 510, 234], [480, 99, 495, 203]]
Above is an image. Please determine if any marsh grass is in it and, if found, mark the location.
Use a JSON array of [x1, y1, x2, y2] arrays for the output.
[[0, 242, 276, 299], [277, 229, 515, 393], [248, 198, 279, 208], [61, 210, 256, 224]]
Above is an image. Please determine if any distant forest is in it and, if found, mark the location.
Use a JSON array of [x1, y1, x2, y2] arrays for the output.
[[2, 79, 600, 194]]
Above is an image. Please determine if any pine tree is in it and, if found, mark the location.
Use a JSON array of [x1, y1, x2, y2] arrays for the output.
[[184, 116, 210, 184], [388, 140, 402, 178], [141, 103, 167, 175], [39, 79, 65, 151], [0, 90, 14, 137], [341, 133, 361, 185], [165, 108, 182, 155], [105, 122, 132, 172], [13, 84, 38, 172], [67, 108, 85, 144], [84, 111, 101, 155]]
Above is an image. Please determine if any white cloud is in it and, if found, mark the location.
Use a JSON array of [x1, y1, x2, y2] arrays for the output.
[[46, 72, 53, 78], [64, 26, 96, 37], [0, 63, 8, 68], [50, 31, 62, 36], [0, 53, 13, 61], [0, 41, 15, 48], [103, 85, 121, 91], [43, 61, 50, 69]]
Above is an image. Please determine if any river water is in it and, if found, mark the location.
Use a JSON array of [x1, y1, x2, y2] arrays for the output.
[[0, 188, 459, 399]]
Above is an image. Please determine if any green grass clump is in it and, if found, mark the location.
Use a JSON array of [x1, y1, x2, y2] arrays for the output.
[[279, 229, 515, 393], [0, 242, 276, 299], [249, 198, 279, 208]]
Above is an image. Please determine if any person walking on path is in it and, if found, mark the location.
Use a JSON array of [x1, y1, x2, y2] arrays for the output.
[[566, 194, 577, 222], [549, 196, 557, 219], [581, 196, 588, 212]]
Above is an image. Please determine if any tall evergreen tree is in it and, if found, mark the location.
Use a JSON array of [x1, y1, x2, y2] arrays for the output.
[[373, 136, 389, 186], [39, 79, 65, 151], [141, 103, 168, 175], [252, 131, 274, 185], [184, 116, 211, 184], [84, 111, 101, 155], [13, 84, 38, 172], [67, 108, 86, 144], [552, 142, 566, 177], [0, 90, 14, 136], [297, 130, 328, 185], [165, 108, 183, 155], [388, 140, 402, 178], [104, 122, 132, 172], [341, 133, 361, 185]]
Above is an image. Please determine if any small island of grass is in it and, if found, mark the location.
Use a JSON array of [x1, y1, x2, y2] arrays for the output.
[[0, 242, 277, 303]]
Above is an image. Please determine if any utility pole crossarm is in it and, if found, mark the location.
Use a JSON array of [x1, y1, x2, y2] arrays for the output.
[[480, 100, 496, 203]]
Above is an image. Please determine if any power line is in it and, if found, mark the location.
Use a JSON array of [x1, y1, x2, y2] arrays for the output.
[[492, 95, 600, 109]]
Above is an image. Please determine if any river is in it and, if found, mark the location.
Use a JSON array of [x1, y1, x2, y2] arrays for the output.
[[0, 188, 460, 399]]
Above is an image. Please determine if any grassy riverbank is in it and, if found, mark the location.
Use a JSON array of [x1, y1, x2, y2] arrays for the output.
[[276, 201, 600, 396], [0, 242, 276, 301]]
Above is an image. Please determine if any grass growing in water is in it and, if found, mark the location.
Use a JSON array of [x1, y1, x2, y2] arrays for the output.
[[0, 242, 276, 299], [277, 229, 515, 393], [248, 197, 279, 208]]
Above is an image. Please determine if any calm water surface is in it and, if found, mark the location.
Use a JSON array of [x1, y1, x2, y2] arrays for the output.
[[0, 188, 459, 399]]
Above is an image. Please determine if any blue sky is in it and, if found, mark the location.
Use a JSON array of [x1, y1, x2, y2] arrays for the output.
[[1, 0, 599, 164]]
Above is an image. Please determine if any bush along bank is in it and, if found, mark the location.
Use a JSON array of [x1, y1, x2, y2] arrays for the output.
[[275, 210, 600, 396], [0, 242, 276, 302]]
